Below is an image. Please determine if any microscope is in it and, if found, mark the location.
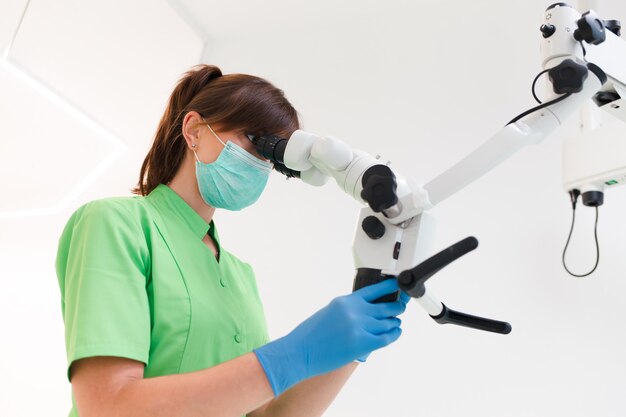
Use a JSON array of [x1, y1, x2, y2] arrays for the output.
[[249, 3, 626, 334]]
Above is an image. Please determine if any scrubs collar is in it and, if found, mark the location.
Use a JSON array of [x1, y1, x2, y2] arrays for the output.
[[147, 184, 218, 241]]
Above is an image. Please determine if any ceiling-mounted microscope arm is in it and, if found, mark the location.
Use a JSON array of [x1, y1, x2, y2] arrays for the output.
[[426, 3, 626, 206], [246, 3, 624, 335], [425, 60, 606, 205], [254, 4, 622, 216]]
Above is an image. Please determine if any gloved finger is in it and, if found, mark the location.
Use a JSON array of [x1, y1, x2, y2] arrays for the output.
[[367, 300, 407, 319], [399, 291, 411, 305], [366, 327, 403, 351], [378, 326, 403, 346], [362, 316, 401, 335], [355, 278, 399, 303]]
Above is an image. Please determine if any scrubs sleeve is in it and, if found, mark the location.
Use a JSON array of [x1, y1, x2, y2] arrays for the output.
[[56, 199, 151, 382]]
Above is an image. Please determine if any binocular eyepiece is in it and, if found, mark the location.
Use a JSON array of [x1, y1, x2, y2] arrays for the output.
[[247, 134, 301, 179]]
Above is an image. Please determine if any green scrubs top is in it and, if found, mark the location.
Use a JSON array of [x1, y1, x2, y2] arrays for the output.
[[56, 184, 269, 417]]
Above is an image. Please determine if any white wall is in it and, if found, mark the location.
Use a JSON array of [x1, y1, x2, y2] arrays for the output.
[[2, 1, 626, 416]]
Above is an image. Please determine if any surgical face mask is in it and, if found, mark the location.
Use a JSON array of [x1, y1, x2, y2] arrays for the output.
[[193, 122, 273, 211]]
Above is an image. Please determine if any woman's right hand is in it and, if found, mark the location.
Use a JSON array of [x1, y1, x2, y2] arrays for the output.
[[253, 278, 406, 396]]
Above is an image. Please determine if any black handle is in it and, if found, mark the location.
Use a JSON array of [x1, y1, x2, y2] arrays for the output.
[[397, 236, 512, 335], [353, 268, 399, 303], [431, 303, 512, 335], [398, 237, 478, 298]]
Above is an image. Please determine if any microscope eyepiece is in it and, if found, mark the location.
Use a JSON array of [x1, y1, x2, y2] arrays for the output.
[[247, 133, 289, 164], [247, 133, 301, 179]]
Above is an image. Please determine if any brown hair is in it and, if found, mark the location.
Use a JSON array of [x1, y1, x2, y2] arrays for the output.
[[133, 64, 300, 196]]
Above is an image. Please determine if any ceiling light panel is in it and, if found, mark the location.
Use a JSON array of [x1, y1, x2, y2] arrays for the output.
[[8, 0, 204, 146], [0, 64, 116, 214], [0, 0, 29, 55]]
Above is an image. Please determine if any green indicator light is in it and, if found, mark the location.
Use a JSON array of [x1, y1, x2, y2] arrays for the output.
[[606, 180, 619, 185]]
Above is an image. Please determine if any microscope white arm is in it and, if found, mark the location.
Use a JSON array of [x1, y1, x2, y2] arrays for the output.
[[427, 3, 626, 206], [425, 72, 604, 206]]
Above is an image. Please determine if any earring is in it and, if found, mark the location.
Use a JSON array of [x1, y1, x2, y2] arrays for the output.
[[191, 143, 197, 148]]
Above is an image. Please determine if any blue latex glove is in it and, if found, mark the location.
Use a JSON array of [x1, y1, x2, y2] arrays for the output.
[[254, 278, 406, 397], [356, 289, 411, 362]]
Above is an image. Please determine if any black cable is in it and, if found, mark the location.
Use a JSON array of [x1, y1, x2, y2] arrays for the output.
[[531, 69, 550, 104], [562, 203, 600, 278], [506, 92, 572, 126]]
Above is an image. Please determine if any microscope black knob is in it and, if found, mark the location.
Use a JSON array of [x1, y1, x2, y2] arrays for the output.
[[548, 59, 588, 94], [574, 10, 606, 45], [540, 24, 556, 38], [360, 165, 399, 213], [362, 216, 386, 240]]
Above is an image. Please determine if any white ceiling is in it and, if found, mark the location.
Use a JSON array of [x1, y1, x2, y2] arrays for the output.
[[0, 0, 203, 216]]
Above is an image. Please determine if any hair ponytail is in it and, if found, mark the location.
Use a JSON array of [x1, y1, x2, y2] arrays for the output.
[[134, 64, 299, 196], [172, 65, 223, 116]]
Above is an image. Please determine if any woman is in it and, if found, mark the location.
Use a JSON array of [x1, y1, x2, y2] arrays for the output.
[[56, 64, 407, 417]]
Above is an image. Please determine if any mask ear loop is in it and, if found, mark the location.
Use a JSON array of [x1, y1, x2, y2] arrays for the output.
[[191, 145, 201, 163], [202, 117, 227, 147]]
